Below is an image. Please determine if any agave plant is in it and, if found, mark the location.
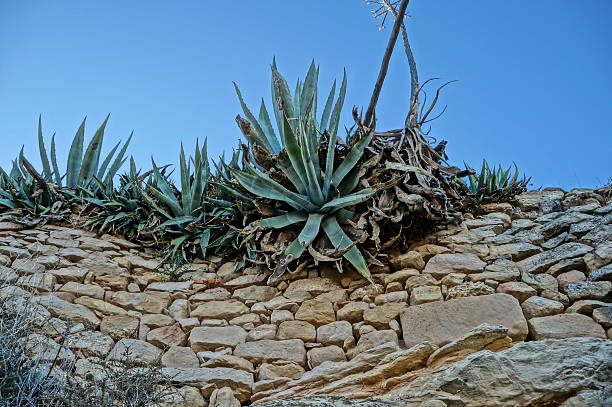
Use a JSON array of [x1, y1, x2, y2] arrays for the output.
[[458, 160, 531, 205], [230, 60, 376, 282], [34, 115, 131, 189], [138, 140, 230, 260]]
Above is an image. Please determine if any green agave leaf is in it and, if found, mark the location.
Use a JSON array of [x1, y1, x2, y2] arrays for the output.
[[200, 229, 211, 258], [104, 132, 132, 184], [332, 130, 373, 186], [66, 118, 86, 188], [296, 119, 324, 206], [319, 80, 336, 131], [79, 114, 109, 187], [37, 116, 52, 181], [271, 59, 296, 139], [321, 215, 372, 283], [256, 211, 307, 228], [159, 216, 197, 228], [321, 188, 373, 212], [179, 143, 192, 215], [97, 140, 121, 182], [328, 69, 347, 138], [280, 115, 308, 191], [284, 238, 305, 259], [258, 100, 281, 153], [231, 169, 317, 212], [300, 60, 318, 119], [322, 130, 337, 199], [297, 212, 324, 246], [51, 134, 62, 185]]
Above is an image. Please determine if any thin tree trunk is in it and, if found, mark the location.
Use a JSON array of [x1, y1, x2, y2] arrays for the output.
[[364, 0, 411, 128]]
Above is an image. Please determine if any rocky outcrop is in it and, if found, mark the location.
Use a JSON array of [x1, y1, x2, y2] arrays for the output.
[[256, 338, 612, 407]]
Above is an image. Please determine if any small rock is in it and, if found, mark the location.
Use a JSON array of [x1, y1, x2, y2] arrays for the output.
[[560, 281, 611, 302], [520, 296, 565, 319], [190, 300, 249, 320], [528, 313, 606, 340], [294, 299, 335, 327], [189, 326, 247, 352], [446, 282, 494, 300], [316, 321, 353, 346], [234, 339, 306, 366], [592, 307, 612, 329], [410, 285, 443, 305], [389, 251, 425, 271], [307, 345, 347, 368], [557, 270, 586, 286], [107, 339, 162, 365], [337, 301, 369, 323], [147, 324, 187, 348], [423, 253, 486, 278], [497, 282, 537, 302], [257, 362, 305, 380], [277, 320, 316, 342], [363, 303, 405, 329], [356, 330, 399, 354], [161, 346, 199, 368]]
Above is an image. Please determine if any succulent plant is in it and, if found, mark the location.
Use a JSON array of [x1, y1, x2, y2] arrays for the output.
[[231, 60, 376, 282], [458, 160, 530, 205], [34, 115, 131, 189]]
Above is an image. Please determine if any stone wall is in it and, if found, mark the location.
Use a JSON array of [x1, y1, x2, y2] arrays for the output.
[[0, 187, 610, 406]]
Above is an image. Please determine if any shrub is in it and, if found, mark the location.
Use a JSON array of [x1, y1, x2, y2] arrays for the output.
[[458, 160, 530, 206]]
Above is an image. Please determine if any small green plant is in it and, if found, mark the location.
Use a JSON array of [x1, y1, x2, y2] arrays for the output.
[[458, 160, 530, 206]]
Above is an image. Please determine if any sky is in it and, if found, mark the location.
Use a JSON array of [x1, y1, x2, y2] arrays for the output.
[[0, 0, 610, 190]]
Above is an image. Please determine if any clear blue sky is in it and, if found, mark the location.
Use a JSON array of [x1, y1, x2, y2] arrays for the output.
[[1, 0, 610, 189]]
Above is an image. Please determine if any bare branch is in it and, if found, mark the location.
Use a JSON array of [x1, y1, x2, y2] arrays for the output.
[[363, 0, 411, 128]]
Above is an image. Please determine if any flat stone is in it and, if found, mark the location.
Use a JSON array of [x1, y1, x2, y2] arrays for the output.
[[0, 265, 18, 283], [17, 273, 56, 292], [520, 296, 565, 319], [592, 307, 612, 329], [203, 355, 255, 373], [189, 326, 247, 352], [557, 270, 586, 286], [487, 243, 542, 261], [277, 320, 316, 342], [294, 299, 335, 327], [410, 285, 443, 305], [316, 321, 353, 346], [60, 282, 105, 299], [400, 293, 528, 348], [560, 281, 611, 302], [337, 301, 369, 323], [446, 282, 495, 300], [11, 258, 46, 274], [588, 264, 612, 282], [32, 295, 100, 327], [58, 247, 89, 262], [389, 251, 425, 271], [521, 272, 559, 294], [565, 300, 608, 314], [363, 303, 405, 329], [517, 243, 593, 274], [161, 346, 200, 368], [257, 362, 305, 380], [375, 291, 408, 305], [74, 296, 127, 315], [423, 253, 486, 278], [147, 324, 187, 348], [65, 331, 115, 358], [190, 287, 231, 302], [307, 345, 347, 368], [107, 339, 162, 365], [190, 300, 249, 320], [497, 282, 537, 302], [468, 270, 519, 283], [147, 281, 193, 292], [246, 324, 277, 342], [232, 286, 278, 302], [111, 291, 171, 314], [356, 330, 399, 354], [234, 339, 306, 366], [528, 313, 606, 340], [100, 315, 140, 340], [49, 267, 88, 283], [284, 278, 342, 296]]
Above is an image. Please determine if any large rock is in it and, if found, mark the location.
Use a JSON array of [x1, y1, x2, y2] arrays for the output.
[[423, 253, 486, 278], [383, 338, 612, 407], [234, 339, 306, 366], [294, 299, 335, 327], [527, 313, 607, 340], [255, 338, 612, 407], [400, 293, 527, 348]]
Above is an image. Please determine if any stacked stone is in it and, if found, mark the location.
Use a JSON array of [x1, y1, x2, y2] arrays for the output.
[[0, 187, 610, 405]]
